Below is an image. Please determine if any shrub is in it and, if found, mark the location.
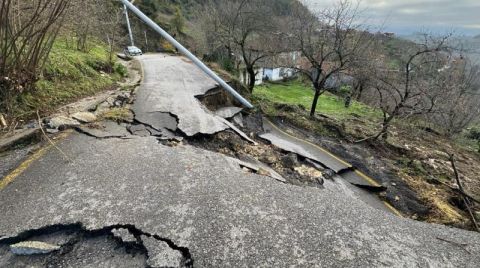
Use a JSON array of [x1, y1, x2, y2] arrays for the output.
[[114, 64, 128, 77], [467, 127, 480, 140], [467, 127, 480, 152]]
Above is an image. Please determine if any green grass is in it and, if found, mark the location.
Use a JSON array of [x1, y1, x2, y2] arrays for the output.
[[455, 126, 480, 153], [13, 39, 125, 119], [253, 80, 381, 121]]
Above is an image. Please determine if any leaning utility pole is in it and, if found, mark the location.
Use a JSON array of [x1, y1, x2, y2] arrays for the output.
[[123, 4, 134, 46], [119, 0, 253, 109]]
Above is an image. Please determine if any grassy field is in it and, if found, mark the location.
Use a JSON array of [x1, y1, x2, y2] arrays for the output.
[[253, 80, 381, 121], [13, 39, 126, 119]]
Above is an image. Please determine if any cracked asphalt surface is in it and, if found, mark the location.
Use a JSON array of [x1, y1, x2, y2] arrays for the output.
[[132, 54, 228, 136], [1, 135, 480, 267], [261, 119, 351, 173], [1, 54, 479, 267]]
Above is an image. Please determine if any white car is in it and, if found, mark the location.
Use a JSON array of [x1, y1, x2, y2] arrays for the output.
[[124, 46, 143, 56]]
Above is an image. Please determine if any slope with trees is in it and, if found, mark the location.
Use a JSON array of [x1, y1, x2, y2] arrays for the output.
[[285, 0, 372, 116], [0, 0, 127, 120], [244, 0, 480, 229]]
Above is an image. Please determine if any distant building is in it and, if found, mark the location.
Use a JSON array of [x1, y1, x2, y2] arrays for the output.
[[239, 68, 264, 86], [238, 51, 301, 85], [261, 51, 301, 82], [263, 67, 296, 82]]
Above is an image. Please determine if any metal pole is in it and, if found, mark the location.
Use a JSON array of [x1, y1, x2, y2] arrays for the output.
[[144, 30, 148, 51], [119, 0, 254, 109], [123, 4, 135, 46]]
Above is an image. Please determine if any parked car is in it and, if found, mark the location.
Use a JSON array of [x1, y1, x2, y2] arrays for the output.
[[124, 46, 143, 56]]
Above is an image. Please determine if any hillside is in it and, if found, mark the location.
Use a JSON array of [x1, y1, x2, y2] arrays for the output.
[[14, 40, 126, 119], [130, 0, 303, 53], [402, 33, 480, 64]]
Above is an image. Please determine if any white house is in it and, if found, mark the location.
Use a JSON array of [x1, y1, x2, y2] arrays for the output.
[[261, 51, 300, 82], [263, 67, 296, 82], [238, 51, 301, 85], [239, 67, 264, 86]]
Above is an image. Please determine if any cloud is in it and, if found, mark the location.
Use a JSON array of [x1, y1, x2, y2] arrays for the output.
[[397, 8, 424, 15], [464, 24, 480, 29], [303, 0, 480, 35]]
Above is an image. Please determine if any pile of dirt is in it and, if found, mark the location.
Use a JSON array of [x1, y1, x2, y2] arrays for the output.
[[186, 129, 325, 188]]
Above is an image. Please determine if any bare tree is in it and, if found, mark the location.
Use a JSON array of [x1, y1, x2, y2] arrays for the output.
[[369, 33, 452, 140], [65, 0, 98, 52], [96, 1, 126, 71], [198, 0, 279, 92], [0, 0, 69, 114], [349, 36, 382, 101], [286, 0, 372, 117], [430, 61, 480, 136]]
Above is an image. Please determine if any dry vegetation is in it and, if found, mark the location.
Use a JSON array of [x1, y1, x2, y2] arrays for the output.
[[0, 0, 128, 125]]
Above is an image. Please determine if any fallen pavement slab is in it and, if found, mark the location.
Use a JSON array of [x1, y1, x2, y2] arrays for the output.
[[135, 112, 178, 132], [0, 224, 148, 267], [340, 169, 386, 190], [128, 124, 151, 137], [10, 241, 60, 255], [215, 107, 243, 119], [219, 117, 257, 145], [111, 228, 137, 243], [260, 119, 385, 190], [47, 116, 80, 130], [260, 118, 351, 173], [228, 156, 287, 183], [71, 112, 97, 124], [75, 121, 130, 139], [233, 113, 244, 128]]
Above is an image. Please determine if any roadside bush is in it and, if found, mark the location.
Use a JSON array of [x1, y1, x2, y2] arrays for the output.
[[467, 127, 480, 152], [467, 128, 480, 140], [0, 0, 69, 115], [114, 64, 128, 78], [160, 40, 176, 53], [339, 85, 352, 97]]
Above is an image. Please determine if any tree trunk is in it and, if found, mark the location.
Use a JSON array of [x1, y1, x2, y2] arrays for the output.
[[355, 83, 364, 101], [378, 123, 389, 140], [310, 88, 321, 117], [375, 114, 395, 140], [246, 66, 256, 92]]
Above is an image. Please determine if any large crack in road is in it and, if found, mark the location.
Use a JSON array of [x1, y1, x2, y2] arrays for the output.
[[0, 223, 192, 268]]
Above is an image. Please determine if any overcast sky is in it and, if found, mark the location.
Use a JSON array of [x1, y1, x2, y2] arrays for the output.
[[303, 0, 480, 36]]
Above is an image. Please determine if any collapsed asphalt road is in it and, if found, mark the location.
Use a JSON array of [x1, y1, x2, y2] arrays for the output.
[[1, 54, 479, 267], [132, 54, 229, 137], [1, 134, 480, 267]]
